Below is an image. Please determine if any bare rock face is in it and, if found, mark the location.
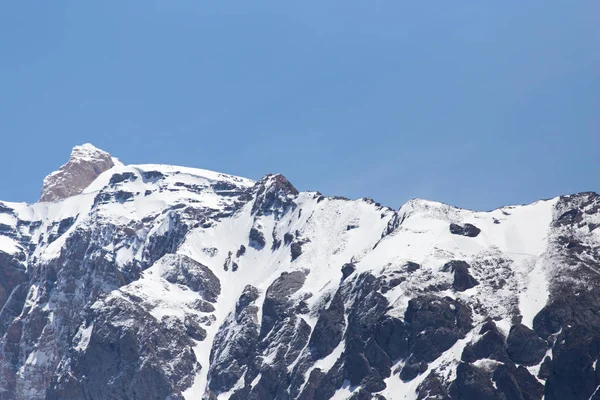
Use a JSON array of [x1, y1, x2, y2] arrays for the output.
[[40, 144, 115, 202]]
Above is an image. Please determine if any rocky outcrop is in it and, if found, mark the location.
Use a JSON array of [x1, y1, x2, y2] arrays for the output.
[[251, 174, 298, 219], [506, 324, 547, 366], [449, 223, 481, 237], [158, 254, 221, 302], [46, 295, 200, 400], [443, 260, 479, 292], [461, 320, 507, 363], [341, 263, 356, 280], [40, 144, 116, 202]]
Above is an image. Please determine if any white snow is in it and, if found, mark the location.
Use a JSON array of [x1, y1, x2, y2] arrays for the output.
[[0, 235, 20, 255], [24, 349, 52, 367], [74, 323, 94, 352], [0, 212, 17, 226], [520, 257, 550, 328]]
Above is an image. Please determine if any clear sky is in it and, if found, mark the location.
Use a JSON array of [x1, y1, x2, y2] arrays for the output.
[[1, 1, 598, 210]]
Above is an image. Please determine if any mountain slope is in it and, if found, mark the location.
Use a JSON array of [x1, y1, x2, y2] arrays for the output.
[[1, 144, 599, 400]]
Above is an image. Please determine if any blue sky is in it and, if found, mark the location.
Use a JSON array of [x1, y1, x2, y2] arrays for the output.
[[1, 1, 598, 210]]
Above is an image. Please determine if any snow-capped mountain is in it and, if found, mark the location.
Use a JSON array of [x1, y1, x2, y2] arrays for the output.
[[1, 144, 599, 400]]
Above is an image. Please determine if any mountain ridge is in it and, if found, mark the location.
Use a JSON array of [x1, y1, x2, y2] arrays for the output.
[[1, 144, 599, 400]]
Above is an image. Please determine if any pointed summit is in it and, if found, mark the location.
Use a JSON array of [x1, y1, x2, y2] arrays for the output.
[[40, 144, 116, 202]]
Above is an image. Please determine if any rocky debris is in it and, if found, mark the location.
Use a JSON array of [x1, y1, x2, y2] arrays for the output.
[[400, 361, 428, 382], [348, 389, 387, 400], [449, 222, 481, 237], [40, 144, 115, 202]]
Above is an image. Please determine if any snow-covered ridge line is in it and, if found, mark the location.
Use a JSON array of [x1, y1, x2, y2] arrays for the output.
[[1, 143, 599, 400]]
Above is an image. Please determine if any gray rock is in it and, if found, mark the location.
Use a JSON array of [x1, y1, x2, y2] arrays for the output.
[[47, 295, 199, 400], [404, 295, 473, 364], [158, 254, 221, 303], [449, 363, 501, 400], [461, 320, 507, 363], [40, 144, 115, 202], [449, 223, 481, 237], [291, 242, 303, 261], [249, 227, 266, 250], [260, 271, 306, 338], [443, 260, 479, 292], [341, 263, 356, 280], [309, 289, 345, 359], [506, 324, 547, 366], [251, 174, 298, 219]]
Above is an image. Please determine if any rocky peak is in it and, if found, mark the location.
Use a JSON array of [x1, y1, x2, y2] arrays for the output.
[[257, 173, 299, 196], [251, 173, 299, 217], [40, 144, 116, 202]]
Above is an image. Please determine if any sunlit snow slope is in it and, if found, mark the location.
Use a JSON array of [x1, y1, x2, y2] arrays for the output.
[[1, 144, 599, 400]]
